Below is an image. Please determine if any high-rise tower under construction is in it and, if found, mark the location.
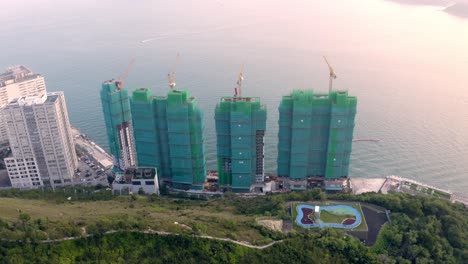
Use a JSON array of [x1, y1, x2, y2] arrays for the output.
[[277, 90, 357, 190], [131, 88, 206, 190], [215, 96, 267, 192], [100, 80, 136, 171]]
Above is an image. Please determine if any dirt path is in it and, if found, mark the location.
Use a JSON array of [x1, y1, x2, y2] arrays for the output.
[[6, 229, 283, 250]]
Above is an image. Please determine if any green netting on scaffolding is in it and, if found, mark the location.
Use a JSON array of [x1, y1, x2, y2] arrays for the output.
[[214, 97, 267, 191], [130, 88, 163, 180], [130, 88, 206, 189], [166, 90, 206, 189], [100, 81, 132, 166], [277, 90, 357, 179]]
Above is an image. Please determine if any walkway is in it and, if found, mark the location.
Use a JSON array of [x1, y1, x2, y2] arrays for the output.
[[5, 229, 283, 250]]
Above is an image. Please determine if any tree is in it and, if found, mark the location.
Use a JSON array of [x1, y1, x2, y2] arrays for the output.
[[18, 212, 31, 232]]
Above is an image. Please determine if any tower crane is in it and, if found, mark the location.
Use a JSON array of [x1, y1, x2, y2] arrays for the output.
[[323, 56, 337, 93], [234, 64, 244, 97], [168, 53, 180, 90], [116, 57, 135, 90]]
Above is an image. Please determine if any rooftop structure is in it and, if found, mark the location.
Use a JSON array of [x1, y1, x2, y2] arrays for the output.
[[130, 88, 206, 190], [100, 80, 136, 171], [0, 66, 34, 86], [4, 92, 77, 188], [0, 66, 46, 144], [277, 90, 357, 190], [113, 166, 159, 195], [215, 96, 267, 192]]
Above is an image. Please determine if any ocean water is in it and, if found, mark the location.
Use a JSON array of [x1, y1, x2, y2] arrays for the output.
[[1, 0, 467, 195]]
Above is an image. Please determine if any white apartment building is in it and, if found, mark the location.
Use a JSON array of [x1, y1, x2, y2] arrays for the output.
[[4, 92, 78, 188], [0, 66, 46, 143]]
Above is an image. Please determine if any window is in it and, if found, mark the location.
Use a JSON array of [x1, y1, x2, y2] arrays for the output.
[[132, 181, 141, 185], [145, 181, 155, 185]]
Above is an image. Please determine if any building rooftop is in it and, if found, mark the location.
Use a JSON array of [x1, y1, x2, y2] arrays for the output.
[[103, 79, 118, 85], [7, 92, 62, 107], [0, 66, 41, 88], [115, 167, 157, 184], [220, 96, 260, 102]]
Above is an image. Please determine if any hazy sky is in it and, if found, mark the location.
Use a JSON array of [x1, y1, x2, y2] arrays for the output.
[[387, 0, 468, 17]]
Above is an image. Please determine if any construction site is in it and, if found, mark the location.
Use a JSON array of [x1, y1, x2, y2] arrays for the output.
[[215, 66, 267, 193], [96, 56, 361, 194], [125, 55, 206, 191]]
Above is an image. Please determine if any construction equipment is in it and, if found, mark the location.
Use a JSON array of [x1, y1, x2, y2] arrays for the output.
[[323, 56, 337, 93], [234, 64, 245, 97], [168, 53, 180, 90], [116, 57, 135, 90]]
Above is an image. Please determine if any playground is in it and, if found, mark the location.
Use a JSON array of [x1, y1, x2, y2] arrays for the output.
[[294, 203, 366, 230]]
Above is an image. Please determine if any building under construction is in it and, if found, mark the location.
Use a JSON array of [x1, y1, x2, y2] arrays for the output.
[[215, 96, 267, 192], [131, 88, 206, 190], [100, 80, 136, 171], [277, 90, 357, 191], [214, 67, 267, 192]]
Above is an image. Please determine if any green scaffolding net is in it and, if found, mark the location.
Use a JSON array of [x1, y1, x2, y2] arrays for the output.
[[277, 90, 357, 179]]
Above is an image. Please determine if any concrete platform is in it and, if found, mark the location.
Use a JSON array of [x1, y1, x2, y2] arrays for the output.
[[350, 178, 386, 194]]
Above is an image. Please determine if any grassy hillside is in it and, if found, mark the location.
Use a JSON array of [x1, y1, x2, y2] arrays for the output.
[[0, 187, 467, 263], [0, 192, 279, 244]]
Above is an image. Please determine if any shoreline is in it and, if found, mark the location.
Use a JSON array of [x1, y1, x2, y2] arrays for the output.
[[68, 127, 468, 205], [350, 176, 468, 206]]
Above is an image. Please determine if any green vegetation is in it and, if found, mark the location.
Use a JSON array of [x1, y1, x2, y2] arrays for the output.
[[405, 183, 451, 200], [0, 230, 378, 264], [319, 210, 354, 224], [331, 191, 468, 263], [0, 187, 466, 263], [0, 193, 280, 245], [432, 189, 451, 199]]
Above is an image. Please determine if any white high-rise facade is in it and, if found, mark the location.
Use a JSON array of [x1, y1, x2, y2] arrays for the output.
[[4, 92, 77, 188], [0, 66, 46, 144]]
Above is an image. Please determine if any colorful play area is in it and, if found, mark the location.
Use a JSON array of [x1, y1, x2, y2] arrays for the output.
[[295, 204, 363, 229]]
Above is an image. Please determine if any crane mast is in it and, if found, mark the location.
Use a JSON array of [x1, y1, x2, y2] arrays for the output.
[[168, 53, 180, 90], [234, 64, 245, 98], [116, 57, 135, 90], [323, 56, 337, 93]]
